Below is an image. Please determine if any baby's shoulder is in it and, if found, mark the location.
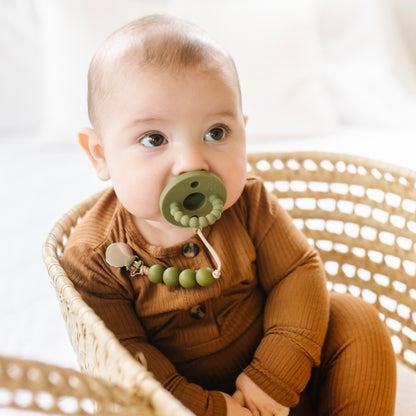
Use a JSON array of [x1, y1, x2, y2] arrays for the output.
[[65, 188, 120, 252], [238, 175, 272, 208], [245, 174, 264, 189]]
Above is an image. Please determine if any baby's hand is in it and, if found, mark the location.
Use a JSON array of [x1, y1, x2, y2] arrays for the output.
[[233, 373, 290, 416], [221, 392, 253, 415]]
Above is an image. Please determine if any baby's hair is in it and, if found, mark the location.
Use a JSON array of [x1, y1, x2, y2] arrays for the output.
[[87, 14, 241, 129]]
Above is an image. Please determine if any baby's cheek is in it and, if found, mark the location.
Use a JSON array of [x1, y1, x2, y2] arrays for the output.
[[225, 175, 246, 209]]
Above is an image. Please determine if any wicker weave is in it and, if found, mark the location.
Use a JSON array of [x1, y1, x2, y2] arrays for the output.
[[247, 151, 416, 370], [37, 151, 416, 415], [0, 354, 153, 415]]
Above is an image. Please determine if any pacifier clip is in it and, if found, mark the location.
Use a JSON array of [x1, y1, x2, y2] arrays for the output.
[[106, 171, 226, 289]]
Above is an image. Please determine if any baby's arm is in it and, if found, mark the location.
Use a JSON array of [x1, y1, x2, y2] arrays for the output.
[[245, 247, 328, 406], [244, 180, 330, 407]]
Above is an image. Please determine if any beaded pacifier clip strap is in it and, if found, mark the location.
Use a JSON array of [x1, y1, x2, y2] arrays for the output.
[[106, 171, 226, 288]]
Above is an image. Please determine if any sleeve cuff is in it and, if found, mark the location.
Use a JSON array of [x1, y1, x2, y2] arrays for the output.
[[243, 347, 313, 408]]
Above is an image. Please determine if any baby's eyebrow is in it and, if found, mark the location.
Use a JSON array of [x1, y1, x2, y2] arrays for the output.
[[126, 117, 165, 128], [209, 109, 237, 119]]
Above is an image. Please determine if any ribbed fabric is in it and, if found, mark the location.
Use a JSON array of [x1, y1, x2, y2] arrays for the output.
[[62, 176, 329, 414], [291, 292, 397, 416], [60, 176, 396, 415]]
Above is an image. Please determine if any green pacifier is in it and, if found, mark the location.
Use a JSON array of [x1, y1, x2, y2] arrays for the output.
[[160, 171, 227, 228]]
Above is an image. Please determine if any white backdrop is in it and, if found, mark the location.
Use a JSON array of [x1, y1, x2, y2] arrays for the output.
[[1, 0, 416, 143]]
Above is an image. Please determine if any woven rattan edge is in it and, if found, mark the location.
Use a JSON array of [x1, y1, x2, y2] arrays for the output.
[[0, 353, 157, 415], [248, 151, 416, 372], [247, 151, 416, 183]]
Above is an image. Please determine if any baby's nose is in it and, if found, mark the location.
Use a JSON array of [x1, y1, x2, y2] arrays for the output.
[[172, 144, 209, 176]]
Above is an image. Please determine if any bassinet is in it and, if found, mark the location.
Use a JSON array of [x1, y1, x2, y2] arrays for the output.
[[12, 151, 414, 415]]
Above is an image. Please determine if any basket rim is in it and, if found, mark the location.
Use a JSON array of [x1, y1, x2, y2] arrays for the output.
[[42, 150, 416, 387], [247, 150, 416, 182]]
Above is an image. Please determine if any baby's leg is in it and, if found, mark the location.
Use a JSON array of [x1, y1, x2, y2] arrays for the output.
[[301, 291, 397, 416]]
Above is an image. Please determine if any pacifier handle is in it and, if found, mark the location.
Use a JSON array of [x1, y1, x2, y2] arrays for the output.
[[159, 171, 227, 228]]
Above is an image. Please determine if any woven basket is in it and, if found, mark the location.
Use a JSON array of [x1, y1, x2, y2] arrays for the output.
[[247, 151, 416, 370], [0, 353, 154, 415], [38, 151, 416, 415]]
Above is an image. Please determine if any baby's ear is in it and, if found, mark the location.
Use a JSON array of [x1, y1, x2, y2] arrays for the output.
[[78, 127, 110, 181]]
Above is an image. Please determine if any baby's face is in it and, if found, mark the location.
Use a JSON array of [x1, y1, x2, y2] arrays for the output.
[[97, 66, 247, 234]]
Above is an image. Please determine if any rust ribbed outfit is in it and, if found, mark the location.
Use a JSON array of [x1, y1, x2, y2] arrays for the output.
[[62, 176, 396, 415]]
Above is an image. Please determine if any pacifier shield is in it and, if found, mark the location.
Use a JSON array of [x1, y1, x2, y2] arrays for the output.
[[159, 171, 227, 228]]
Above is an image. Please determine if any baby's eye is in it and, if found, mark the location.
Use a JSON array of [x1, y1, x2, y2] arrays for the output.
[[139, 133, 167, 147], [204, 126, 227, 142]]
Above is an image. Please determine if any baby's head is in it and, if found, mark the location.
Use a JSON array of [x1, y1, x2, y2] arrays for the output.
[[80, 15, 248, 242], [87, 14, 242, 131]]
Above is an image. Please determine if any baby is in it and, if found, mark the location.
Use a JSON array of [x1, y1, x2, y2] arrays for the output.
[[62, 15, 396, 416]]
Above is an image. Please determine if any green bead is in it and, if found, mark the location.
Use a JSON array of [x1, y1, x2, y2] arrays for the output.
[[148, 264, 165, 283], [211, 209, 222, 219], [196, 267, 214, 287], [189, 216, 199, 228], [179, 269, 197, 288], [163, 267, 180, 286], [206, 214, 217, 225], [180, 215, 190, 226], [170, 203, 181, 215], [174, 211, 183, 222], [198, 216, 209, 228], [210, 198, 223, 206]]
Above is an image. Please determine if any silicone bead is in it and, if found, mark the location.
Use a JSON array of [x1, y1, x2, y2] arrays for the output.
[[198, 217, 209, 228], [196, 267, 214, 287], [211, 210, 222, 219], [174, 211, 183, 222], [189, 216, 199, 228], [148, 264, 165, 284], [206, 214, 217, 224], [163, 267, 180, 286], [179, 269, 197, 288], [180, 215, 190, 226], [170, 204, 181, 215]]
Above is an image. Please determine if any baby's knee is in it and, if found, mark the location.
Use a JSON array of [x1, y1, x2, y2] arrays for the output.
[[325, 292, 396, 362], [329, 292, 386, 336]]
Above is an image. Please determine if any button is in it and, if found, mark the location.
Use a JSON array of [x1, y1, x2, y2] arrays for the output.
[[182, 242, 200, 258], [190, 304, 206, 319]]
